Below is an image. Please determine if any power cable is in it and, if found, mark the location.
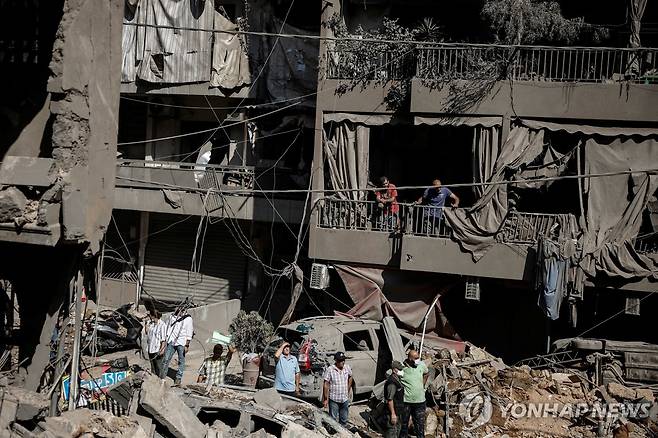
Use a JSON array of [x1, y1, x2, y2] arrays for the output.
[[115, 167, 658, 195], [117, 101, 301, 145]]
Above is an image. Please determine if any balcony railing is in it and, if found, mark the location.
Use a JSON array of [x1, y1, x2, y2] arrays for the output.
[[116, 159, 255, 192], [418, 44, 658, 83], [317, 198, 569, 246], [317, 198, 409, 232], [326, 49, 416, 80], [405, 205, 452, 238], [634, 232, 658, 254], [326, 43, 658, 84], [499, 211, 562, 245]]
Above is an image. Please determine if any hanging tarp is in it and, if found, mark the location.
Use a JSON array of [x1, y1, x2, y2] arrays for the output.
[[210, 11, 250, 89], [444, 125, 547, 260], [323, 121, 370, 201], [121, 0, 143, 83], [519, 119, 658, 138], [581, 136, 658, 279], [414, 116, 502, 128], [333, 265, 461, 341]]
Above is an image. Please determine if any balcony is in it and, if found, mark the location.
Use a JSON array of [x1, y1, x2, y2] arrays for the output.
[[326, 44, 658, 84], [113, 160, 305, 224], [311, 197, 569, 280]]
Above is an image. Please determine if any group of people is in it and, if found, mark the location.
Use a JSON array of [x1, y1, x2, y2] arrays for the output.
[[144, 309, 194, 385], [375, 176, 460, 232]]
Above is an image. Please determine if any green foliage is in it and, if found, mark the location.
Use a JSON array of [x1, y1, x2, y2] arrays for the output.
[[228, 311, 274, 353], [481, 0, 609, 45]]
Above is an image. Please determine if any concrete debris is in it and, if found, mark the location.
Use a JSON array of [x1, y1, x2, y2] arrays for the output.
[[35, 409, 148, 438], [138, 374, 207, 438], [0, 187, 27, 224]]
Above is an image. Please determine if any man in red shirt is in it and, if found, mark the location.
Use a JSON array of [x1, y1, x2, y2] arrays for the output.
[[376, 176, 399, 230]]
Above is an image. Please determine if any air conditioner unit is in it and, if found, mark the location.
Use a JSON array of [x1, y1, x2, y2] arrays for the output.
[[625, 296, 640, 316], [310, 263, 330, 290], [465, 277, 480, 301]]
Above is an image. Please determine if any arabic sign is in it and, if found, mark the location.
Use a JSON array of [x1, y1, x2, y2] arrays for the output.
[[62, 371, 129, 400]]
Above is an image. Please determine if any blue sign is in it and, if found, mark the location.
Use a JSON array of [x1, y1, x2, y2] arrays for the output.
[[62, 371, 129, 400]]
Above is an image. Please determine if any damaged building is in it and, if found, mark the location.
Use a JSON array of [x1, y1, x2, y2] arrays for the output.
[[307, 0, 658, 364]]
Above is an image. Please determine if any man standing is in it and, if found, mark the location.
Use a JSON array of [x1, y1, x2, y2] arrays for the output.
[[274, 341, 301, 396], [400, 349, 429, 438], [322, 352, 353, 426], [145, 310, 166, 376], [197, 343, 235, 386], [416, 178, 459, 235], [384, 360, 405, 438], [376, 176, 399, 231], [159, 309, 194, 385]]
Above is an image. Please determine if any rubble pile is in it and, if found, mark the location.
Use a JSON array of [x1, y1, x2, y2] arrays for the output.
[[420, 343, 658, 437]]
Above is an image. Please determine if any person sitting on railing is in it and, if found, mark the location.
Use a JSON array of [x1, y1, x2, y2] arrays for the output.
[[416, 178, 459, 235], [375, 176, 399, 231]]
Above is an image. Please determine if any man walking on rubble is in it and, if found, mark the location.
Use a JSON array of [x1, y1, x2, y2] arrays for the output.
[[384, 360, 405, 438], [159, 308, 194, 385], [400, 348, 429, 438], [145, 310, 166, 376], [416, 178, 459, 235], [197, 343, 235, 386], [323, 351, 353, 426], [274, 341, 301, 396]]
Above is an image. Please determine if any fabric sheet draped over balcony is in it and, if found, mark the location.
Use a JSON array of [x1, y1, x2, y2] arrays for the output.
[[323, 121, 370, 201], [581, 135, 658, 279], [334, 265, 462, 342], [121, 0, 250, 85], [210, 11, 250, 89], [444, 125, 551, 260], [414, 116, 502, 128]]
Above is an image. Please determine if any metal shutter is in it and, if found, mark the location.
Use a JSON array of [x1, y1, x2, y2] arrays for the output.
[[143, 214, 247, 305]]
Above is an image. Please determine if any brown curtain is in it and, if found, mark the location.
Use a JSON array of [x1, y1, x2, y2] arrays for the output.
[[323, 121, 370, 201]]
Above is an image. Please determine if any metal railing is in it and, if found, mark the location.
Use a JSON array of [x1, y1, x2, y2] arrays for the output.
[[317, 198, 408, 232], [116, 159, 255, 192], [634, 233, 658, 254], [417, 44, 658, 83], [327, 43, 658, 84], [326, 49, 416, 80], [406, 205, 452, 238], [499, 211, 561, 245]]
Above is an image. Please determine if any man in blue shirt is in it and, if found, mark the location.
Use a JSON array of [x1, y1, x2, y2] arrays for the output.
[[274, 341, 300, 396], [416, 179, 459, 235]]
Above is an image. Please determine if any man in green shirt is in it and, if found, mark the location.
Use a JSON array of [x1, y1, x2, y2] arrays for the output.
[[399, 348, 429, 438]]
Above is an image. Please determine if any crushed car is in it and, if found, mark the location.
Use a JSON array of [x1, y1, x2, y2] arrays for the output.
[[260, 316, 464, 402]]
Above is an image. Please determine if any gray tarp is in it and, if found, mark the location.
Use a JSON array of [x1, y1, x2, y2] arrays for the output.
[[323, 121, 369, 201], [520, 119, 658, 138], [210, 11, 250, 89], [629, 0, 648, 49], [582, 136, 658, 279], [323, 113, 396, 126], [444, 125, 547, 260], [121, 0, 144, 83], [334, 265, 463, 344], [137, 0, 214, 83]]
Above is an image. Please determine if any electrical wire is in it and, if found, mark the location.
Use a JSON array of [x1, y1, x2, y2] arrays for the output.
[[120, 94, 311, 111], [115, 167, 658, 195], [117, 101, 301, 145]]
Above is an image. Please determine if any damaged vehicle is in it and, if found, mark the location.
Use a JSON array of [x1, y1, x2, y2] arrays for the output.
[[82, 304, 143, 356], [517, 337, 658, 387], [261, 316, 463, 401]]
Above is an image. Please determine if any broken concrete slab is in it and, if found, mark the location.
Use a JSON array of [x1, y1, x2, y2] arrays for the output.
[[139, 375, 207, 438], [37, 409, 148, 438], [0, 187, 27, 223], [253, 388, 287, 412], [282, 422, 325, 438], [607, 382, 637, 401]]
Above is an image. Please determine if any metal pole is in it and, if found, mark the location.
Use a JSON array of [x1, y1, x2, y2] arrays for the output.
[[419, 293, 442, 356], [576, 143, 585, 220], [68, 270, 83, 411]]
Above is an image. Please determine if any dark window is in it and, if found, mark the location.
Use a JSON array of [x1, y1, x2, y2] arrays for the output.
[[343, 330, 374, 351]]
